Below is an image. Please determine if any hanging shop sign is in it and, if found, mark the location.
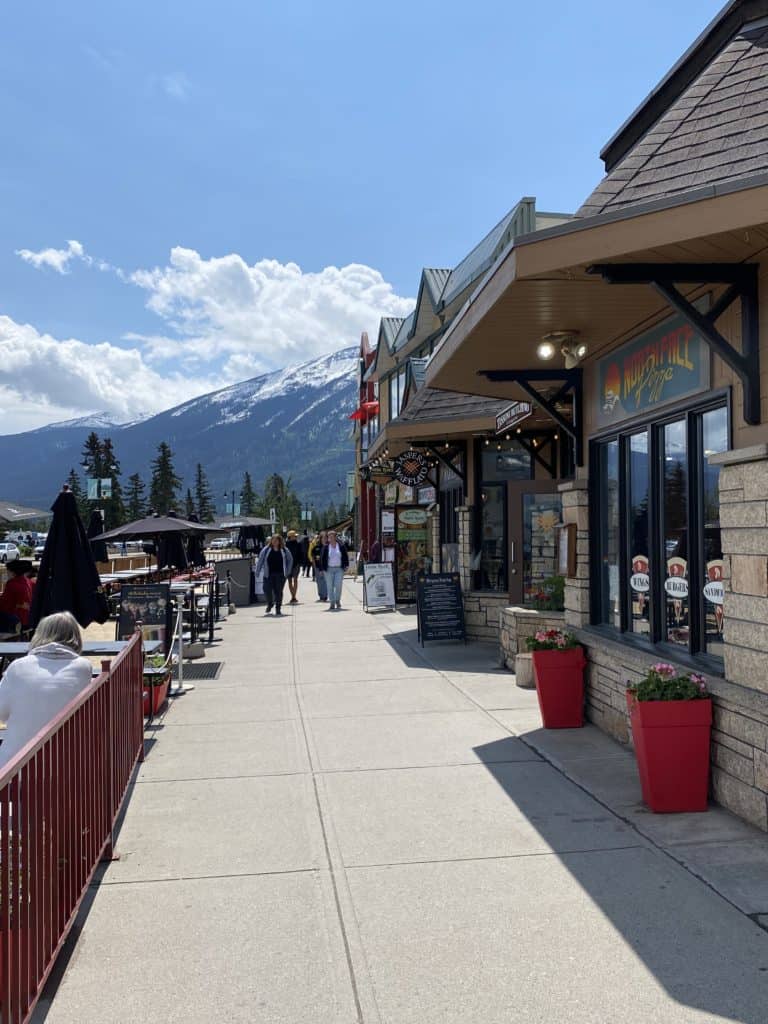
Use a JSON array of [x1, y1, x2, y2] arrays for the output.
[[392, 449, 429, 487], [495, 401, 532, 435], [596, 312, 710, 428]]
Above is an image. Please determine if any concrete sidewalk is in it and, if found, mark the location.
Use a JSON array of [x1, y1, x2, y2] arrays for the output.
[[38, 580, 768, 1023]]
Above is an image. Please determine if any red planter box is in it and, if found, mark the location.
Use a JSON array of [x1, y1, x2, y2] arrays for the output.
[[143, 674, 171, 716], [628, 694, 712, 812], [532, 647, 586, 729]]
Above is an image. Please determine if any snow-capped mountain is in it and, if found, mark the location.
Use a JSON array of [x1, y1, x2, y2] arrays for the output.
[[0, 348, 359, 510]]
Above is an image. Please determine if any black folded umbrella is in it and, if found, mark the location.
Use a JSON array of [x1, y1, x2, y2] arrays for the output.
[[185, 514, 207, 567], [87, 510, 108, 563], [30, 488, 109, 629]]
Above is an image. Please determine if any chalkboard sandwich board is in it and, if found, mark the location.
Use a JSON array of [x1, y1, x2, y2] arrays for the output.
[[416, 572, 466, 645]]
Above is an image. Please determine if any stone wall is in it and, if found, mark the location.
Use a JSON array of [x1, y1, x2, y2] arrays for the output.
[[464, 593, 509, 643], [500, 607, 567, 670], [559, 479, 590, 629]]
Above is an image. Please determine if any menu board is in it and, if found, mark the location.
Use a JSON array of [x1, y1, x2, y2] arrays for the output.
[[363, 563, 396, 611], [416, 573, 465, 645], [118, 583, 172, 651], [396, 506, 428, 602]]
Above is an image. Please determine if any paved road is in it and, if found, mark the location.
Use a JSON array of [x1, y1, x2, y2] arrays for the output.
[[40, 580, 768, 1023]]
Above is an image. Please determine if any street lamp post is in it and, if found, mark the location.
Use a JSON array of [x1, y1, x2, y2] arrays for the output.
[[222, 489, 243, 517]]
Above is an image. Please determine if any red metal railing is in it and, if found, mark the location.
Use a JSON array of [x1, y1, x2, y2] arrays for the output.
[[0, 634, 144, 1023]]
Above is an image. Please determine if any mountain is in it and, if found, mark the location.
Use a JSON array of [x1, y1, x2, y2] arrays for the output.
[[0, 347, 359, 512]]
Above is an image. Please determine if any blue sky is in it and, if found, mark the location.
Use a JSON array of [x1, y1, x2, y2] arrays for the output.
[[0, 0, 725, 432]]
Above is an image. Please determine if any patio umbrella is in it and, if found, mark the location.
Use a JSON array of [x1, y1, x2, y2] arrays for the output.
[[87, 510, 108, 563], [157, 512, 189, 571], [30, 487, 109, 629], [93, 513, 221, 571]]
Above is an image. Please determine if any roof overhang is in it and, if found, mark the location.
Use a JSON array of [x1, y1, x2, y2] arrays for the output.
[[427, 180, 768, 400]]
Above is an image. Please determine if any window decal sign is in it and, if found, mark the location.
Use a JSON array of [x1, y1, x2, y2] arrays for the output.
[[630, 554, 650, 593], [596, 312, 710, 427]]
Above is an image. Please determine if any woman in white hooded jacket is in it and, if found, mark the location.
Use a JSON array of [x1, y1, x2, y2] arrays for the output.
[[0, 612, 93, 767]]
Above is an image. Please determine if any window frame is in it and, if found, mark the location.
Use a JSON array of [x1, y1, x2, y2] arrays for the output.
[[589, 390, 730, 672]]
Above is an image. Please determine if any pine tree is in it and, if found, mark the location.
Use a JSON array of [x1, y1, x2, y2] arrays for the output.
[[126, 473, 146, 521], [241, 471, 257, 516], [149, 442, 181, 514], [194, 463, 215, 522], [260, 473, 301, 530], [81, 431, 104, 480], [66, 467, 90, 521], [100, 437, 125, 528], [184, 488, 196, 518]]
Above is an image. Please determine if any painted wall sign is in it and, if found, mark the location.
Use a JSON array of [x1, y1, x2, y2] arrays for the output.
[[596, 312, 710, 427], [495, 401, 532, 435], [392, 449, 429, 487]]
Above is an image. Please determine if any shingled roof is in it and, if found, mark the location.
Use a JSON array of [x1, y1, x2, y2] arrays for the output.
[[579, 11, 768, 217], [396, 386, 508, 424]]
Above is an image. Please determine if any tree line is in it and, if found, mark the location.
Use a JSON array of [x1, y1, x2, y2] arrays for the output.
[[66, 432, 347, 533]]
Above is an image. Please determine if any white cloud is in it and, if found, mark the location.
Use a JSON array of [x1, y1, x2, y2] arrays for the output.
[[131, 248, 414, 369], [15, 239, 87, 274], [0, 316, 215, 432]]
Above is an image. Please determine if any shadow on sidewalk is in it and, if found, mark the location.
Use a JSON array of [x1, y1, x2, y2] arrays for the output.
[[473, 735, 768, 1023]]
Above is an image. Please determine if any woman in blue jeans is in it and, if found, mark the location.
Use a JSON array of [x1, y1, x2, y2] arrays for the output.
[[254, 535, 294, 616], [320, 530, 349, 610]]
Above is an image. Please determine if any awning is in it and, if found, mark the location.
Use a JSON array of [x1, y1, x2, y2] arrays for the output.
[[348, 400, 380, 422]]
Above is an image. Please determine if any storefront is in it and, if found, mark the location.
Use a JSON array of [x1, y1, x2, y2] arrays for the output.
[[425, 2, 768, 828]]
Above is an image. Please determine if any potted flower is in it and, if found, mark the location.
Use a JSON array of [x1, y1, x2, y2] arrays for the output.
[[627, 663, 711, 813], [143, 654, 171, 716], [526, 629, 586, 729]]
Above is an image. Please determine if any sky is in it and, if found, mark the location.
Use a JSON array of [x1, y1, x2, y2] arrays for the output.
[[0, 0, 726, 433]]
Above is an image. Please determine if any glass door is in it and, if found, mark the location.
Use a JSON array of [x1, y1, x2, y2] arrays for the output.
[[507, 481, 563, 608]]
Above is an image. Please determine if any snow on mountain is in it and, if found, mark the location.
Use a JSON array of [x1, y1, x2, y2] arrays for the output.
[[0, 346, 360, 510]]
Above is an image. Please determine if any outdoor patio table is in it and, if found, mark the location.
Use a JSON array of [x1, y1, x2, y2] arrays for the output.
[[0, 639, 162, 668]]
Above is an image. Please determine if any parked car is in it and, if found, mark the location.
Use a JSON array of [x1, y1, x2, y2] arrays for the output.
[[33, 543, 46, 559], [209, 537, 231, 550], [0, 542, 21, 563]]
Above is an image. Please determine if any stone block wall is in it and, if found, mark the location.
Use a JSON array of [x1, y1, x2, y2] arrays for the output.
[[559, 480, 590, 629], [500, 607, 566, 670], [464, 593, 509, 643], [456, 505, 473, 593]]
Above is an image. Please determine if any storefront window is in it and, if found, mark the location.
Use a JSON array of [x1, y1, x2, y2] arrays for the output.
[[628, 431, 650, 635], [592, 401, 728, 664], [702, 406, 727, 656], [480, 445, 531, 481], [663, 420, 689, 647], [476, 484, 506, 591], [523, 494, 564, 610], [596, 440, 620, 627]]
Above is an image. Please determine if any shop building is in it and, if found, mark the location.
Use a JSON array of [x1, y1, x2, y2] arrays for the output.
[[427, 0, 768, 828], [350, 330, 379, 557], [356, 199, 572, 633]]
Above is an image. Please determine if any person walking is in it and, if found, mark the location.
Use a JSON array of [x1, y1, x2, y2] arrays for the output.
[[300, 531, 312, 577], [254, 535, 293, 616], [310, 530, 328, 602], [320, 529, 349, 610], [285, 530, 302, 604]]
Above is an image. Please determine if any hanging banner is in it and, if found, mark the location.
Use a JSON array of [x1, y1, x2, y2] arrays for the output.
[[363, 563, 396, 611], [596, 312, 710, 427]]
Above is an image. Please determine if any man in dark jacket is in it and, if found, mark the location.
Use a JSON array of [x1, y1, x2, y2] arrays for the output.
[[299, 531, 312, 577], [319, 529, 349, 610], [285, 530, 302, 604]]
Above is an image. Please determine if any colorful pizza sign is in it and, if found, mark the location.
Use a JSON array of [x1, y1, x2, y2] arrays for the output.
[[392, 449, 429, 487]]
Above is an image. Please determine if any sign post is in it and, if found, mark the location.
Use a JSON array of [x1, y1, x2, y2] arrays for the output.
[[363, 563, 396, 612], [416, 572, 466, 645]]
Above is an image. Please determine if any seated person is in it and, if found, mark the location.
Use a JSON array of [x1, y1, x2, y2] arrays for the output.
[[0, 611, 93, 766], [0, 558, 34, 633]]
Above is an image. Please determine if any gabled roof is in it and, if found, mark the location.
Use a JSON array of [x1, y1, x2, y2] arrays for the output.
[[580, 3, 768, 217], [392, 311, 416, 354], [438, 198, 538, 309], [378, 317, 405, 353], [422, 268, 451, 308], [408, 357, 429, 392]]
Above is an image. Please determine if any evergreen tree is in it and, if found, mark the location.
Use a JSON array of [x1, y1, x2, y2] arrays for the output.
[[126, 473, 146, 521], [81, 431, 104, 480], [241, 471, 257, 516], [66, 467, 90, 521], [184, 488, 196, 518], [100, 437, 126, 527], [149, 442, 181, 513], [194, 463, 215, 522], [259, 473, 301, 530]]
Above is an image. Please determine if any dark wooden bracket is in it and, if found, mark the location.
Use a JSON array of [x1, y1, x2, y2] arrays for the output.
[[424, 444, 467, 486], [587, 262, 760, 425], [478, 368, 584, 466]]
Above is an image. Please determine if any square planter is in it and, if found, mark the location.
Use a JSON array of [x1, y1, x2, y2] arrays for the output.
[[628, 693, 712, 812], [531, 647, 586, 728], [143, 672, 171, 716]]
